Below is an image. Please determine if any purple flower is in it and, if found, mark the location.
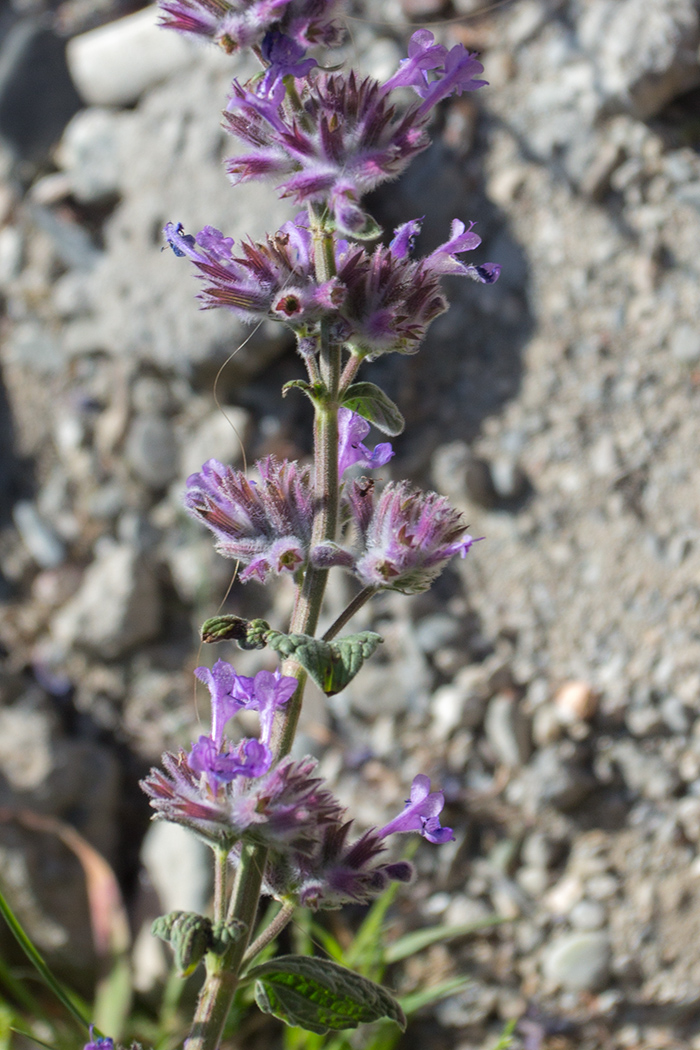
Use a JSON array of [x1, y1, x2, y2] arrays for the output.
[[164, 220, 345, 327], [261, 773, 452, 908], [352, 480, 476, 594], [274, 823, 415, 910], [225, 71, 432, 235], [414, 41, 487, 114], [189, 661, 297, 783], [194, 659, 243, 747], [85, 1028, 113, 1050], [232, 668, 299, 747], [184, 455, 315, 583], [142, 752, 347, 854], [337, 408, 393, 475], [334, 216, 499, 359], [379, 775, 454, 844], [157, 0, 345, 53], [382, 29, 487, 112], [381, 28, 448, 94], [258, 30, 317, 95], [188, 734, 272, 783]]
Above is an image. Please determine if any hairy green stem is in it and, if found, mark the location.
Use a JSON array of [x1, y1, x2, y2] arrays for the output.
[[241, 900, 296, 969], [185, 206, 343, 1050], [322, 586, 377, 642]]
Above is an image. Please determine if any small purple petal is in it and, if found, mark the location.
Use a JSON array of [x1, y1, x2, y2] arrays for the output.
[[382, 29, 447, 94], [338, 408, 394, 476], [379, 774, 454, 843], [389, 218, 423, 260]]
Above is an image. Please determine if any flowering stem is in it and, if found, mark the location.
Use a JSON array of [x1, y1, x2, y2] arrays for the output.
[[213, 846, 228, 923], [322, 585, 377, 641], [241, 900, 296, 968], [185, 844, 266, 1050], [186, 208, 344, 1050]]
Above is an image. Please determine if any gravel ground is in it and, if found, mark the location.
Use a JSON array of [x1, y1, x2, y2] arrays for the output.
[[1, 0, 700, 1047]]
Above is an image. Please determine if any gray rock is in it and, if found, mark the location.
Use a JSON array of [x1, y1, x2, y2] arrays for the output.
[[0, 20, 82, 161], [0, 225, 23, 287], [612, 739, 681, 800], [60, 53, 293, 375], [52, 540, 161, 658], [13, 500, 66, 568], [140, 821, 212, 914], [55, 107, 127, 204], [484, 694, 531, 768], [517, 745, 596, 813], [180, 406, 250, 479], [66, 5, 195, 107], [5, 321, 65, 374], [125, 413, 179, 491], [577, 0, 700, 117], [542, 931, 611, 991], [570, 898, 607, 931], [431, 441, 470, 502], [671, 324, 700, 363]]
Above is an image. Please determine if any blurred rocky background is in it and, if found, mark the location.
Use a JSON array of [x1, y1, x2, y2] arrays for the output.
[[1, 0, 700, 1047]]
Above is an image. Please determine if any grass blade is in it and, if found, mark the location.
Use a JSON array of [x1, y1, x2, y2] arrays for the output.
[[385, 915, 506, 964], [0, 884, 89, 1034], [398, 975, 468, 1016]]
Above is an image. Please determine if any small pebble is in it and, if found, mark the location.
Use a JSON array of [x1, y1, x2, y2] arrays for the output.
[[542, 931, 611, 992]]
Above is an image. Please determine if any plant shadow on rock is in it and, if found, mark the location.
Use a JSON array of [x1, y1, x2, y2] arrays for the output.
[[365, 120, 533, 482]]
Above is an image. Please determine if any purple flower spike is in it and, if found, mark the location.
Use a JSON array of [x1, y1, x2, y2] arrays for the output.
[[379, 774, 454, 844], [194, 659, 246, 746], [338, 408, 394, 476], [353, 480, 476, 594], [184, 456, 315, 583], [85, 1027, 113, 1050]]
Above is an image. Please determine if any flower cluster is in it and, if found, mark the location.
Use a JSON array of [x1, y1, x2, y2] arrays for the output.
[[142, 656, 453, 904], [184, 410, 392, 583], [157, 0, 345, 53], [346, 478, 477, 594], [221, 29, 486, 234], [183, 454, 314, 583], [166, 215, 498, 356], [184, 411, 475, 594]]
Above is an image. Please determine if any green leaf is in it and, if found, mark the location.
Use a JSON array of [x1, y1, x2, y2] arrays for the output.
[[346, 213, 383, 241], [341, 383, 405, 437], [249, 955, 406, 1035], [266, 632, 383, 696]]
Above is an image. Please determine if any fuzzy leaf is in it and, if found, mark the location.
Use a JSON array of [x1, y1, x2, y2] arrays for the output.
[[341, 383, 405, 436], [249, 955, 406, 1034], [266, 631, 383, 696]]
